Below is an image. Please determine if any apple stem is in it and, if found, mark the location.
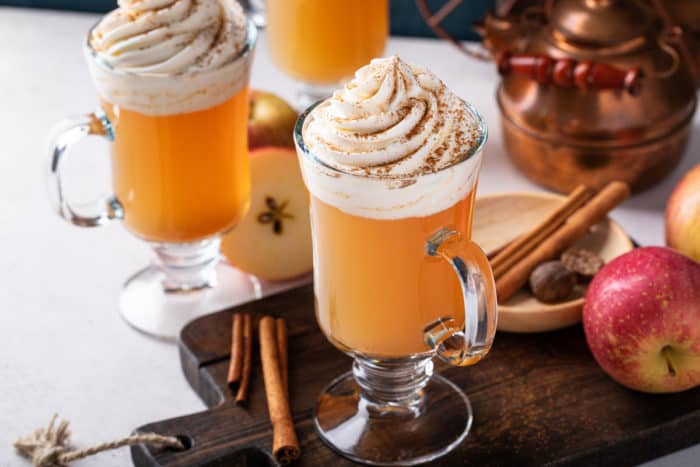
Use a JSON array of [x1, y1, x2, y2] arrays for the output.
[[661, 345, 677, 377]]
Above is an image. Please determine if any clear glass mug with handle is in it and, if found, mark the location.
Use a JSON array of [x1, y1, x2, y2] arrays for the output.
[[47, 20, 259, 340], [294, 100, 498, 465]]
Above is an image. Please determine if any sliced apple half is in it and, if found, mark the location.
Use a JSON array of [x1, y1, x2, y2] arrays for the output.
[[222, 147, 312, 281]]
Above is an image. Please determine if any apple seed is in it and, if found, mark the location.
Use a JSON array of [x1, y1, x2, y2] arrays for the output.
[[257, 196, 295, 235]]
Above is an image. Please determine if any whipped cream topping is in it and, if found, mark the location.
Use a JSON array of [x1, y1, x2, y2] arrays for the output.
[[303, 56, 481, 178], [91, 0, 247, 74], [85, 0, 254, 116], [298, 56, 486, 220]]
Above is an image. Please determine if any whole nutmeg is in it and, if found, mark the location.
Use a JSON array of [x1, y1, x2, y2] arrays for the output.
[[529, 261, 578, 303], [561, 247, 605, 279]]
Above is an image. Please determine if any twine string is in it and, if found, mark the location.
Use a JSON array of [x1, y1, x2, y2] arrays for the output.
[[14, 414, 184, 467]]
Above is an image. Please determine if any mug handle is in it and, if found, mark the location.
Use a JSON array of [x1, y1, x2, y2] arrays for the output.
[[48, 112, 123, 227], [424, 227, 498, 367]]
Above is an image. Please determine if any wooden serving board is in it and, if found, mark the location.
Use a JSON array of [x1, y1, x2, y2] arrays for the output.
[[132, 284, 700, 467]]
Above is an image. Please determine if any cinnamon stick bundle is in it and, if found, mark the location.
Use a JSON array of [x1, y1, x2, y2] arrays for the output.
[[491, 184, 593, 278], [227, 313, 245, 391], [259, 316, 300, 464], [235, 313, 253, 404], [496, 181, 630, 303]]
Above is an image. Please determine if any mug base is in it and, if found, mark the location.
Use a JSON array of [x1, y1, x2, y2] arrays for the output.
[[315, 370, 472, 466], [119, 261, 261, 341]]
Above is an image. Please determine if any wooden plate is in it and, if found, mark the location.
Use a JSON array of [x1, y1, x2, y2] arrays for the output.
[[473, 192, 634, 333]]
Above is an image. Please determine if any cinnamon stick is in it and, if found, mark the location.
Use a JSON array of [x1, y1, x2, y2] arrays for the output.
[[496, 181, 630, 303], [227, 313, 244, 391], [235, 313, 253, 404], [276, 318, 289, 395], [491, 185, 593, 278], [259, 316, 300, 464]]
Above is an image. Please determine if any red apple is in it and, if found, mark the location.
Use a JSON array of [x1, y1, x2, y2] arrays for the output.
[[248, 90, 298, 150], [666, 164, 700, 263], [583, 247, 700, 393], [221, 147, 312, 281]]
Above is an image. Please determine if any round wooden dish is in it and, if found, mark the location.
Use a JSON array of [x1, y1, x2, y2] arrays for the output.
[[472, 192, 634, 333]]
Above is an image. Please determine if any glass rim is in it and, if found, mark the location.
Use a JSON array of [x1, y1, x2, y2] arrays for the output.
[[293, 98, 488, 181], [82, 17, 258, 79]]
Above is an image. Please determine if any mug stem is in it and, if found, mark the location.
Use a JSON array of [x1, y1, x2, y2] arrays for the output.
[[352, 356, 433, 414], [151, 237, 222, 292], [118, 235, 261, 340]]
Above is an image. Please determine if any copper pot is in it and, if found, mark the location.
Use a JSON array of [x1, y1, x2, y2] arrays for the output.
[[418, 0, 698, 193], [665, 0, 700, 85]]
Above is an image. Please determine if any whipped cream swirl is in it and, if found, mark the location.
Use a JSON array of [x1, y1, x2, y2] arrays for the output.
[[298, 56, 486, 220], [85, 0, 254, 116], [303, 56, 480, 178], [90, 0, 247, 75]]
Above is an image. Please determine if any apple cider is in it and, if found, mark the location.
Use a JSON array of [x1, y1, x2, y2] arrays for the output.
[[311, 190, 476, 358], [294, 56, 495, 465], [104, 87, 250, 243], [297, 56, 491, 360], [47, 0, 261, 338], [264, 0, 389, 84]]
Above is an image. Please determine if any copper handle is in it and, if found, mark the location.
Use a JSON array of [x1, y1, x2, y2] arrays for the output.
[[497, 51, 644, 95]]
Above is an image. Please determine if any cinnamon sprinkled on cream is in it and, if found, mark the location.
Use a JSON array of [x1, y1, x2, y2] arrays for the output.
[[85, 0, 254, 116], [303, 56, 480, 178], [297, 56, 487, 220], [90, 0, 247, 75]]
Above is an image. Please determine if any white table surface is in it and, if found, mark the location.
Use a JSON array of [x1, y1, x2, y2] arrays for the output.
[[1, 6, 699, 467]]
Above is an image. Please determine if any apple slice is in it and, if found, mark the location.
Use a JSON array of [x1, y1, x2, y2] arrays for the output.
[[222, 147, 312, 281]]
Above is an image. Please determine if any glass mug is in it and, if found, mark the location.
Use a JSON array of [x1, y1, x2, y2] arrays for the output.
[[47, 21, 259, 339], [295, 101, 498, 465], [265, 0, 389, 109]]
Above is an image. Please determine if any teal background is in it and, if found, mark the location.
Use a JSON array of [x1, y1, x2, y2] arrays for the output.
[[0, 0, 493, 40]]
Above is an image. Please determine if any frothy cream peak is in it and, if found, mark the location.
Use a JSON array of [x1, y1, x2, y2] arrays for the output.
[[90, 0, 247, 75], [298, 56, 486, 220], [85, 0, 255, 116], [303, 56, 480, 178]]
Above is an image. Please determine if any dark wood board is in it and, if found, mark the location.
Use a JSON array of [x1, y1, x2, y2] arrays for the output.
[[132, 284, 700, 467]]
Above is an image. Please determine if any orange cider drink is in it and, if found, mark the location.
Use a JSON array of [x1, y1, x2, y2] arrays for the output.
[[311, 190, 478, 357], [265, 0, 389, 84], [103, 87, 250, 243], [296, 56, 496, 360]]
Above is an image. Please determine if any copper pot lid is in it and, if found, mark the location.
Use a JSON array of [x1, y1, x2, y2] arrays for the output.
[[416, 0, 698, 144], [548, 0, 652, 49], [497, 0, 697, 145]]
